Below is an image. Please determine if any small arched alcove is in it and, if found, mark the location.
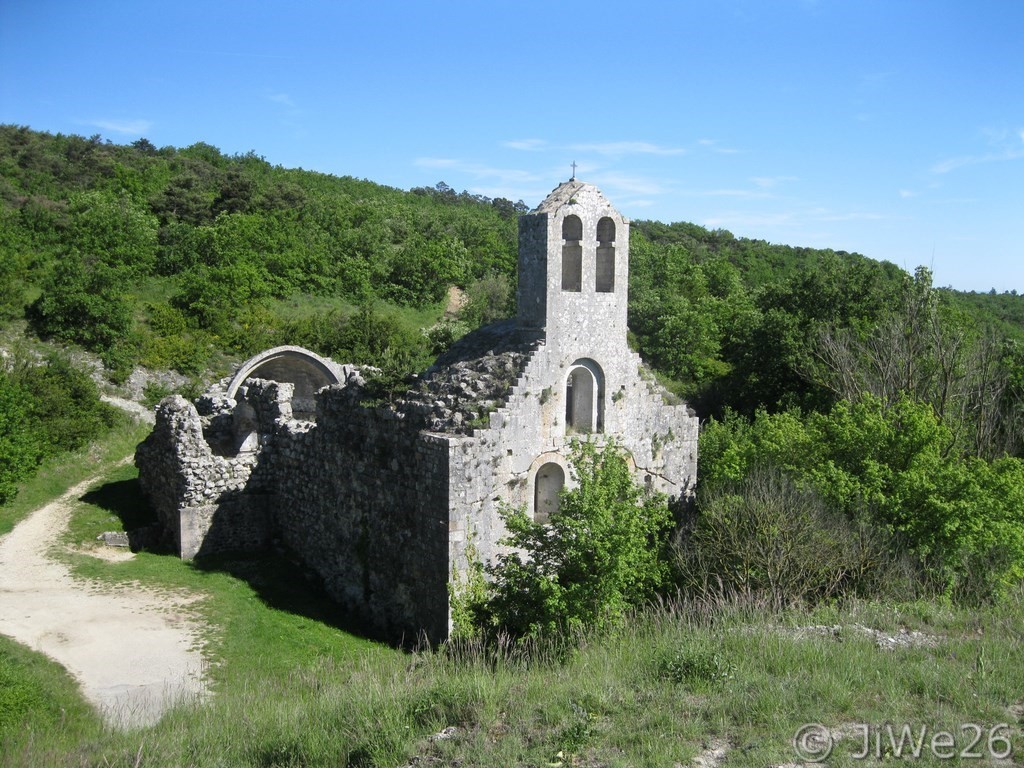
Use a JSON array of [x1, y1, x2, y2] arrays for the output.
[[565, 358, 605, 434], [596, 217, 616, 293], [534, 461, 565, 523], [561, 215, 583, 292]]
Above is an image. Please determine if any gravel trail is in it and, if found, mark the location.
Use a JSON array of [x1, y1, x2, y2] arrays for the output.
[[0, 460, 208, 729]]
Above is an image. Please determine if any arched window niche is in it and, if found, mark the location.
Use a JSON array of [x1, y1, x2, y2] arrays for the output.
[[561, 215, 583, 292], [565, 358, 605, 434], [596, 217, 615, 293], [534, 462, 565, 523]]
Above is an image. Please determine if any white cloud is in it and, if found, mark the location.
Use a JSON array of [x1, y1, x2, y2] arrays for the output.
[[591, 173, 667, 196], [697, 138, 742, 154], [415, 157, 545, 186], [503, 138, 547, 151], [751, 176, 798, 189], [569, 141, 686, 157], [701, 188, 773, 199], [702, 206, 886, 233], [815, 211, 885, 222], [931, 149, 1024, 174], [899, 189, 916, 199], [415, 157, 459, 169], [933, 126, 1024, 173], [268, 93, 295, 108], [85, 119, 152, 135], [703, 212, 796, 230]]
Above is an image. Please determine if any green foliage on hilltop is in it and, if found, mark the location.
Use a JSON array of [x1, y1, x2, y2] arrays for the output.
[[0, 125, 524, 379], [3, 124, 1024, 605]]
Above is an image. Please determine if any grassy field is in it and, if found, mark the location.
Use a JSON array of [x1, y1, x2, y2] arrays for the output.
[[2, 438, 1023, 767]]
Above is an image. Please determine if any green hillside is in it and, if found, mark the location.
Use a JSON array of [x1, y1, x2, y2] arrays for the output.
[[2, 124, 1024, 599]]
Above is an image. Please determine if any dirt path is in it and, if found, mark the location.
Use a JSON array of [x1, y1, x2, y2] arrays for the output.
[[0, 461, 209, 729]]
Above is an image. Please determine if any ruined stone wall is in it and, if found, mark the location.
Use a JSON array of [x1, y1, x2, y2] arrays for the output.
[[137, 377, 455, 641], [272, 387, 452, 642], [135, 386, 278, 558]]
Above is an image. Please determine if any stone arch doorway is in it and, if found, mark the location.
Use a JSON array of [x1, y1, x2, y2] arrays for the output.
[[226, 345, 345, 420], [565, 358, 605, 434]]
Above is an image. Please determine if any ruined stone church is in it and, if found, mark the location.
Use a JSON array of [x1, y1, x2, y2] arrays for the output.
[[136, 180, 699, 641]]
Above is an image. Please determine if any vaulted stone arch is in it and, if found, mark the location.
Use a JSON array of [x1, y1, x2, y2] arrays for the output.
[[226, 345, 344, 420]]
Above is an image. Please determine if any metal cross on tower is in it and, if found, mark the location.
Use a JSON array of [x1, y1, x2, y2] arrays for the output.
[[571, 161, 577, 181]]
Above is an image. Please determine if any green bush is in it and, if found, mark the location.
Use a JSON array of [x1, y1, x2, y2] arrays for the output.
[[0, 353, 117, 504], [0, 376, 43, 504], [459, 271, 514, 327], [676, 466, 906, 606], [654, 644, 736, 689], [28, 253, 134, 354], [483, 440, 674, 637], [698, 396, 1024, 600]]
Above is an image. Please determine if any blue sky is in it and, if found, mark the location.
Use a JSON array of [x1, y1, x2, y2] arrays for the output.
[[2, 0, 1022, 292]]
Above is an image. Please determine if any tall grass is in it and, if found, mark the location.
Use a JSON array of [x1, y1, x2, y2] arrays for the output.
[[5, 587, 1021, 766]]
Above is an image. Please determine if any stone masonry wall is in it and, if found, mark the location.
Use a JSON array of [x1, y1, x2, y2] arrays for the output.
[[272, 385, 452, 643], [136, 375, 454, 642], [135, 387, 277, 558], [445, 339, 699, 579]]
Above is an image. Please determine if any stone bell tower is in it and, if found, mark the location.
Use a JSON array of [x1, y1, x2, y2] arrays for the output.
[[515, 179, 633, 436], [516, 179, 630, 349]]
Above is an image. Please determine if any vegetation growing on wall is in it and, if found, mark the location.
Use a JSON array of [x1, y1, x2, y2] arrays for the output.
[[458, 440, 674, 638]]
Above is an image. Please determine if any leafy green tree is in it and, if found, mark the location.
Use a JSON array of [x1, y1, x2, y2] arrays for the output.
[[727, 254, 904, 414], [65, 190, 158, 274], [172, 260, 273, 336], [28, 253, 134, 353], [628, 241, 753, 408], [17, 354, 117, 455], [485, 440, 673, 637], [809, 267, 1020, 458], [384, 236, 468, 307], [0, 354, 116, 504], [0, 244, 24, 320], [150, 170, 214, 225]]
